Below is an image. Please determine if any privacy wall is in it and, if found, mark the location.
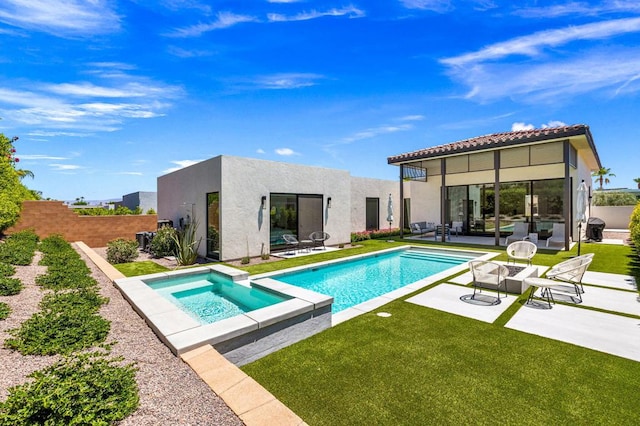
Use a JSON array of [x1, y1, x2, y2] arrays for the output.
[[6, 201, 157, 247]]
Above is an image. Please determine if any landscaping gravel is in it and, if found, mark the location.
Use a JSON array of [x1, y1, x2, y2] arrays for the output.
[[0, 246, 243, 426]]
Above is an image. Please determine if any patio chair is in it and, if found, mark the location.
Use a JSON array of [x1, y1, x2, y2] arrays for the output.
[[451, 221, 463, 236], [469, 260, 510, 300], [434, 224, 451, 241], [525, 254, 593, 307], [506, 240, 537, 266], [545, 253, 594, 296], [546, 223, 568, 247], [282, 234, 300, 255], [505, 222, 530, 245], [309, 231, 330, 250]]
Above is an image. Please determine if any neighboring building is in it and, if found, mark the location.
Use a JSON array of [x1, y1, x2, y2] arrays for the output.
[[121, 191, 157, 213], [388, 124, 602, 250], [157, 155, 399, 261]]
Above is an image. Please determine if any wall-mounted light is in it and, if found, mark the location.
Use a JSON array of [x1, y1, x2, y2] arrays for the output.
[[261, 195, 267, 209], [327, 197, 332, 208]]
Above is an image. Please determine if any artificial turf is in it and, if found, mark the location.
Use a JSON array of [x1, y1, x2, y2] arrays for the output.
[[241, 239, 640, 425]]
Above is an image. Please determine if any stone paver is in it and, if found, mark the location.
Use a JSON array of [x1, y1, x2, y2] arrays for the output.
[[406, 283, 518, 323]]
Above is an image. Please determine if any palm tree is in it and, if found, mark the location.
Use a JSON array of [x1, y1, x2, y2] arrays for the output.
[[634, 177, 640, 190], [592, 167, 616, 190]]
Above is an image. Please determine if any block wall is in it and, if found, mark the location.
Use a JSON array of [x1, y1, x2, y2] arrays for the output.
[[6, 201, 158, 247]]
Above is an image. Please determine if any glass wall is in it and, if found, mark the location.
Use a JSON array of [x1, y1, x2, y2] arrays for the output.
[[445, 178, 564, 239], [270, 194, 297, 247], [206, 192, 220, 260]]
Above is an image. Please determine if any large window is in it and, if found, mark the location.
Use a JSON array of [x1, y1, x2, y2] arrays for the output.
[[269, 194, 323, 249], [206, 192, 220, 260]]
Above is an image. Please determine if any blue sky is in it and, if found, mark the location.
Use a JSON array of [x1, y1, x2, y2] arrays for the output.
[[1, 1, 639, 201]]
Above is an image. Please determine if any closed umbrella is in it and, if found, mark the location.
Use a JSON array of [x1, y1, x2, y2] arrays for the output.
[[386, 194, 394, 229], [576, 180, 588, 255]]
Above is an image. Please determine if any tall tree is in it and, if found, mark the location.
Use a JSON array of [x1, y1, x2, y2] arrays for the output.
[[0, 134, 38, 232], [591, 167, 616, 190]]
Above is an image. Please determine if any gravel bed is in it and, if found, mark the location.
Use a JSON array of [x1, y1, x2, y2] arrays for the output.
[[0, 246, 243, 426]]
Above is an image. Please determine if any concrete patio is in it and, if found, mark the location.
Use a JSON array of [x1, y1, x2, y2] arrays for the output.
[[407, 268, 640, 362]]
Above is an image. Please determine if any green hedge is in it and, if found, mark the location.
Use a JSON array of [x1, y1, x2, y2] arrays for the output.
[[630, 203, 640, 252], [351, 228, 403, 243]]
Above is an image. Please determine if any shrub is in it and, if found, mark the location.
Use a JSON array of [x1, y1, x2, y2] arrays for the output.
[[0, 262, 15, 277], [591, 192, 638, 206], [5, 308, 110, 355], [630, 202, 640, 251], [0, 350, 139, 425], [351, 228, 402, 243], [0, 302, 10, 320], [0, 277, 22, 296], [106, 238, 139, 264], [146, 208, 156, 215], [150, 226, 177, 257], [172, 222, 202, 266]]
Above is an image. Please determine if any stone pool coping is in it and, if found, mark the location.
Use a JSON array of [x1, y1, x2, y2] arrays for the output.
[[113, 265, 333, 356], [251, 245, 497, 325]]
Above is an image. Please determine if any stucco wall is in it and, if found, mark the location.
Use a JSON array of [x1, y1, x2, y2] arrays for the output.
[[349, 177, 400, 232], [6, 201, 157, 247], [590, 206, 633, 229], [123, 191, 157, 212]]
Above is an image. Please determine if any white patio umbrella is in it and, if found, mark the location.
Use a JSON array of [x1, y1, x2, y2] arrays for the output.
[[576, 180, 588, 255], [386, 193, 394, 229]]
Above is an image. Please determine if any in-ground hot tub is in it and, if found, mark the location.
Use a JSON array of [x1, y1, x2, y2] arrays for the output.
[[115, 264, 332, 365]]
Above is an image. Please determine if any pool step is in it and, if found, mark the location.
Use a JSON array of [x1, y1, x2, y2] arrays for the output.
[[400, 251, 469, 264]]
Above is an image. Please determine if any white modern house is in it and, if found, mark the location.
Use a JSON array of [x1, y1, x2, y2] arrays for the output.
[[388, 124, 602, 250], [157, 155, 399, 261]]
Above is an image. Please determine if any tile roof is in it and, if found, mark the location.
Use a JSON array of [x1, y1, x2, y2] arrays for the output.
[[388, 124, 591, 164]]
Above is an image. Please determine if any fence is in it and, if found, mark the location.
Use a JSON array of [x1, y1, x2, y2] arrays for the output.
[[6, 201, 158, 247]]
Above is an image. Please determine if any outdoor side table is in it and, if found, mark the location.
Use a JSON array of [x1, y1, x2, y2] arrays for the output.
[[300, 239, 313, 253]]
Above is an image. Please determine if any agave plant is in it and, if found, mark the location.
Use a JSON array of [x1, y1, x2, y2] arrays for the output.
[[172, 220, 202, 266]]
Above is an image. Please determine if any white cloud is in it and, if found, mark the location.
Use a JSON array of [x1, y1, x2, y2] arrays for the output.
[[0, 0, 120, 37], [441, 17, 640, 67], [254, 73, 325, 89], [256, 148, 266, 154], [399, 0, 452, 12], [167, 12, 258, 37], [267, 0, 301, 3], [27, 130, 90, 137], [50, 163, 82, 171], [399, 114, 425, 121], [511, 122, 534, 131], [162, 159, 203, 174], [512, 120, 567, 131], [116, 172, 143, 176], [343, 124, 413, 143], [513, 1, 640, 18], [267, 6, 365, 22], [18, 154, 68, 161], [275, 148, 298, 156]]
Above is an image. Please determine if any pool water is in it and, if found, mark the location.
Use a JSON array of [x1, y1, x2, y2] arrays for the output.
[[147, 274, 288, 324], [273, 248, 475, 312]]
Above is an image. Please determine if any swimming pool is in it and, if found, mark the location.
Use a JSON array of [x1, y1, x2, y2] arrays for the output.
[[260, 247, 484, 314], [148, 272, 290, 324]]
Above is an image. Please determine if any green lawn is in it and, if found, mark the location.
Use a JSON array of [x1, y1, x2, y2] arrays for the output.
[[242, 239, 640, 425]]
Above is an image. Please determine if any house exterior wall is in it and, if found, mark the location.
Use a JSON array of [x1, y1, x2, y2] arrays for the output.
[[122, 191, 157, 212], [349, 177, 400, 232], [404, 178, 441, 224], [158, 155, 359, 261]]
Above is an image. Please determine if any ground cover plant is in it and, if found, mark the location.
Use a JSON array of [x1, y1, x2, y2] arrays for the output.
[[241, 239, 640, 424], [0, 229, 38, 265], [0, 349, 139, 425], [0, 235, 139, 423], [0, 277, 22, 296], [0, 262, 15, 277], [0, 302, 9, 320]]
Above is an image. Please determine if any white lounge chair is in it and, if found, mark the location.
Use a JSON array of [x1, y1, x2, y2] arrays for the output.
[[469, 260, 510, 300], [546, 223, 568, 247], [506, 240, 537, 266], [434, 224, 451, 241], [505, 222, 530, 245], [451, 221, 463, 236]]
